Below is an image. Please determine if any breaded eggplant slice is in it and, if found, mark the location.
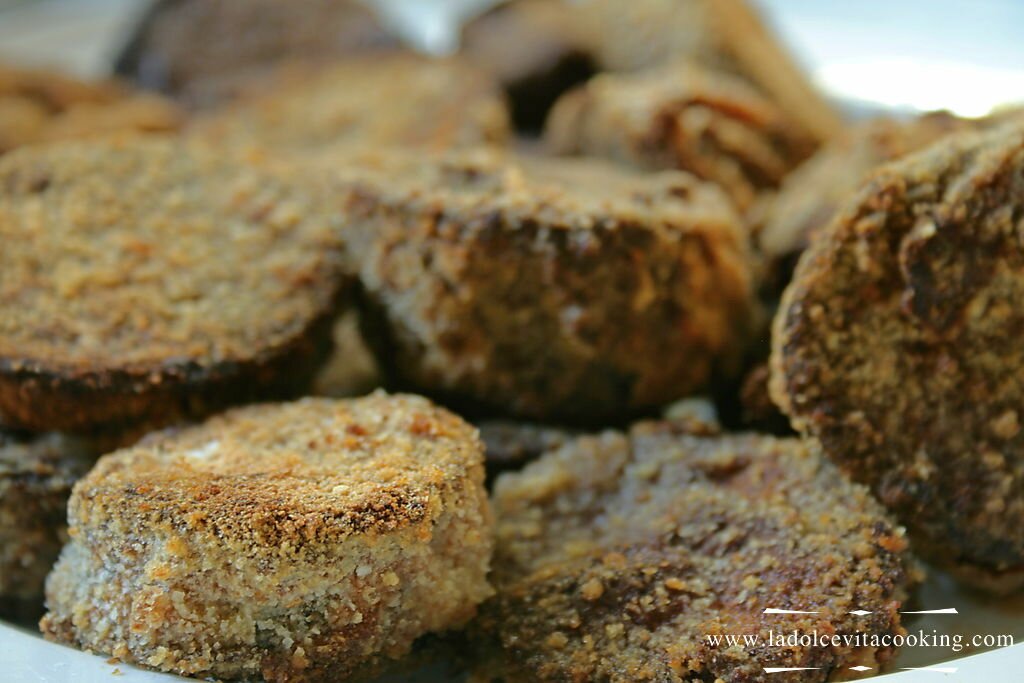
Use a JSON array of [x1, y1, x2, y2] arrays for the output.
[[0, 431, 95, 619], [476, 425, 915, 682], [545, 61, 815, 214], [41, 393, 493, 682], [0, 136, 346, 431], [771, 121, 1024, 592], [458, 0, 841, 143], [114, 0, 400, 108], [340, 149, 756, 423], [578, 0, 843, 143], [191, 55, 509, 154], [0, 62, 183, 155]]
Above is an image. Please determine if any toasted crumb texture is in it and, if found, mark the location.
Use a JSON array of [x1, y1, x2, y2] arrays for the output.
[[312, 311, 381, 399], [545, 61, 816, 213], [41, 393, 493, 682], [0, 136, 346, 431], [114, 0, 400, 107], [0, 432, 95, 617], [0, 63, 182, 154], [771, 121, 1024, 592], [460, 0, 595, 132], [191, 55, 509, 154], [475, 426, 915, 682], [759, 112, 973, 287], [339, 149, 756, 423]]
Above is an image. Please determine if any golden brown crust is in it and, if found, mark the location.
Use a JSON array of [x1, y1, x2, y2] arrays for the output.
[[0, 63, 183, 154], [41, 393, 494, 681], [545, 61, 816, 213], [338, 148, 756, 423], [476, 427, 915, 682], [0, 136, 346, 431], [67, 394, 483, 543], [190, 55, 510, 154], [114, 0, 400, 107], [771, 121, 1024, 591]]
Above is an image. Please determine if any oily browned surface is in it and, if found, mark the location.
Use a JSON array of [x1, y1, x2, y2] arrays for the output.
[[0, 63, 183, 154], [41, 393, 493, 682], [771, 121, 1024, 592], [476, 426, 915, 682], [191, 54, 510, 154], [339, 148, 756, 423], [114, 0, 400, 107], [0, 136, 346, 431], [760, 112, 973, 277], [0, 431, 96, 618], [545, 61, 816, 214]]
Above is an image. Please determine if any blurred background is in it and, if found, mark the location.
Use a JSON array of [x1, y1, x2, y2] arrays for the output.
[[1, 0, 1023, 116]]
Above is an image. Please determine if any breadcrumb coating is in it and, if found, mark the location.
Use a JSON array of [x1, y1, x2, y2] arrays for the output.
[[772, 121, 1024, 592], [41, 393, 493, 682], [546, 61, 815, 213], [0, 63, 183, 155], [338, 148, 756, 423], [476, 425, 915, 682], [0, 136, 346, 431]]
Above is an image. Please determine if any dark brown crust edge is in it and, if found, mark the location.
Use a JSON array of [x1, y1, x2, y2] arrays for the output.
[[0, 292, 346, 433], [769, 123, 1024, 589]]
